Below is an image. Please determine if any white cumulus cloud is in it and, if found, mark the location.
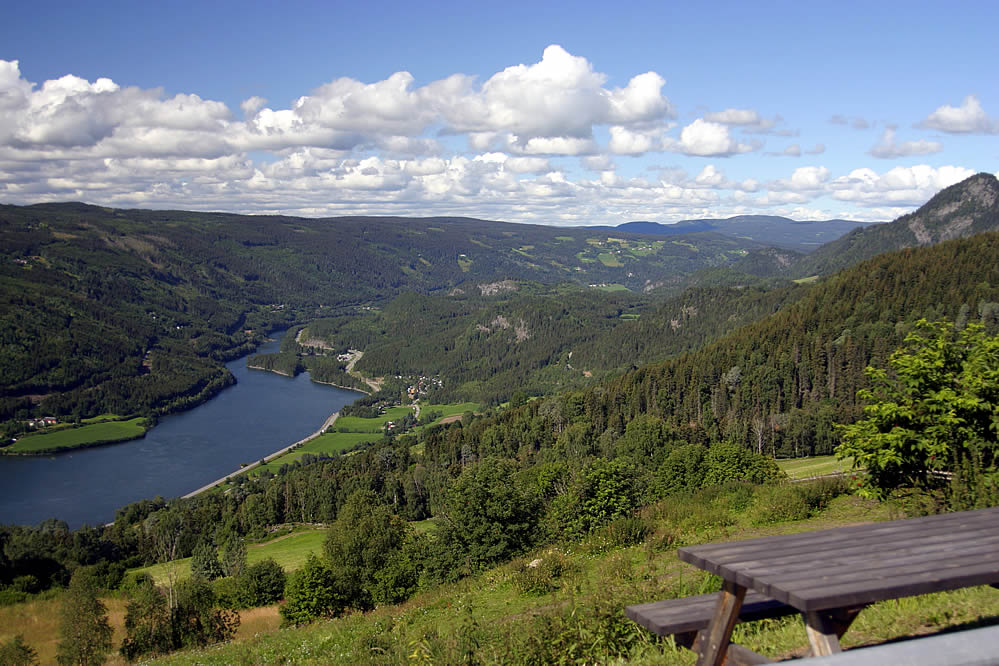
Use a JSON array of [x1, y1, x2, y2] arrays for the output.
[[830, 165, 976, 207], [919, 95, 998, 134], [671, 119, 757, 157]]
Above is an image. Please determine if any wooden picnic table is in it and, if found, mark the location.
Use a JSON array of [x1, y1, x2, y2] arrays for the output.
[[630, 505, 999, 665]]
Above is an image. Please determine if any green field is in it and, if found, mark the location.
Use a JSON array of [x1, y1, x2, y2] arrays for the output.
[[251, 406, 417, 474], [778, 455, 855, 479], [418, 402, 480, 425], [596, 283, 630, 292], [597, 252, 624, 267], [131, 528, 327, 586], [6, 417, 148, 454], [253, 432, 382, 474], [335, 406, 414, 433]]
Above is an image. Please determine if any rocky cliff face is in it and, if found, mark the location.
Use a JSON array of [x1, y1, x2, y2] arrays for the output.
[[789, 173, 999, 278]]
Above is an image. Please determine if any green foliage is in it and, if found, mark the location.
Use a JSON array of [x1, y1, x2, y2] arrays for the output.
[[279, 554, 348, 626], [190, 540, 223, 581], [241, 558, 286, 606], [435, 458, 541, 579], [120, 576, 172, 661], [56, 570, 113, 666], [702, 442, 785, 486], [323, 489, 408, 608], [0, 635, 38, 666], [247, 352, 302, 377], [218, 534, 246, 579], [837, 320, 999, 499], [170, 577, 240, 649], [748, 484, 812, 525], [551, 458, 639, 538]]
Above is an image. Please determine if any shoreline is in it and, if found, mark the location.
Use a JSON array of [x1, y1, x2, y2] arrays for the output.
[[181, 410, 342, 498]]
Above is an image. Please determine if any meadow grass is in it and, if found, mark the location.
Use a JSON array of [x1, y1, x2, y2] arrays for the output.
[[778, 455, 855, 479], [7, 418, 147, 454], [129, 528, 327, 586], [595, 283, 630, 292], [418, 402, 480, 423]]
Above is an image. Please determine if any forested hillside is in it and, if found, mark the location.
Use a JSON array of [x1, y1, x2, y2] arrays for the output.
[[3, 174, 997, 440], [0, 203, 775, 437]]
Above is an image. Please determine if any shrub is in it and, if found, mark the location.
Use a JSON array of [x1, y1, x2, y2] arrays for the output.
[[511, 551, 576, 596], [602, 516, 649, 548], [280, 554, 349, 626], [0, 635, 37, 666], [242, 558, 286, 606], [749, 484, 811, 525], [0, 588, 28, 606]]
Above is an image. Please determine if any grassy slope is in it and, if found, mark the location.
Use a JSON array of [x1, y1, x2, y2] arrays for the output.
[[129, 528, 327, 586], [149, 492, 999, 665], [777, 455, 855, 479]]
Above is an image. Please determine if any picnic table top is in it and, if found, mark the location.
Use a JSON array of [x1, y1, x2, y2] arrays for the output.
[[677, 506, 999, 612]]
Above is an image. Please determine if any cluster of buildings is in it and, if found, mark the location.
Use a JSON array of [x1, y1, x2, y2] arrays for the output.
[[406, 375, 443, 400]]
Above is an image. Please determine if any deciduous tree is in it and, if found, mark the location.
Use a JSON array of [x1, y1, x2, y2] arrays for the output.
[[837, 320, 999, 499]]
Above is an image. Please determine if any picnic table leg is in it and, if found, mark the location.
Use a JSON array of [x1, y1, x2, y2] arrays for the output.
[[695, 579, 747, 666], [803, 607, 864, 657]]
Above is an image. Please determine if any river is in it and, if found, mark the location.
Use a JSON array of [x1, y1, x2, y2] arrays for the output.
[[0, 332, 362, 528]]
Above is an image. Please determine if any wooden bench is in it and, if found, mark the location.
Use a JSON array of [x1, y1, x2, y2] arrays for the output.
[[626, 589, 798, 664]]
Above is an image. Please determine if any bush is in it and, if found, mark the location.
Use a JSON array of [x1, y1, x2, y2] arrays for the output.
[[600, 516, 649, 548], [0, 635, 37, 666], [749, 485, 811, 525], [242, 558, 286, 606], [0, 588, 28, 606], [511, 551, 576, 596], [280, 554, 349, 626]]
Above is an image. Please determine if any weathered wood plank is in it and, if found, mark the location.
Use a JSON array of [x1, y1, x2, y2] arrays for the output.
[[696, 580, 746, 666], [782, 560, 999, 611], [726, 536, 999, 602], [804, 610, 843, 656], [712, 529, 999, 580], [678, 507, 999, 574], [625, 589, 794, 635]]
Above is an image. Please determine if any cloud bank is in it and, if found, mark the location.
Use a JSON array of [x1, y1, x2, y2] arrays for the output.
[[0, 52, 986, 225]]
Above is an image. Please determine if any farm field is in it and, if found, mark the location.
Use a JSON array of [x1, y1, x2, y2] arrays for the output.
[[5, 417, 148, 454]]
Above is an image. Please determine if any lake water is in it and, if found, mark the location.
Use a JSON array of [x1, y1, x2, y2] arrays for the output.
[[0, 333, 362, 528]]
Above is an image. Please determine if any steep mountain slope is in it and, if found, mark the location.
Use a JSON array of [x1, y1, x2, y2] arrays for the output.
[[791, 173, 999, 277]]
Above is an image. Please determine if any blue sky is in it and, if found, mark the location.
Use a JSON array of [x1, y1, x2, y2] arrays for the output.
[[1, 0, 996, 226]]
